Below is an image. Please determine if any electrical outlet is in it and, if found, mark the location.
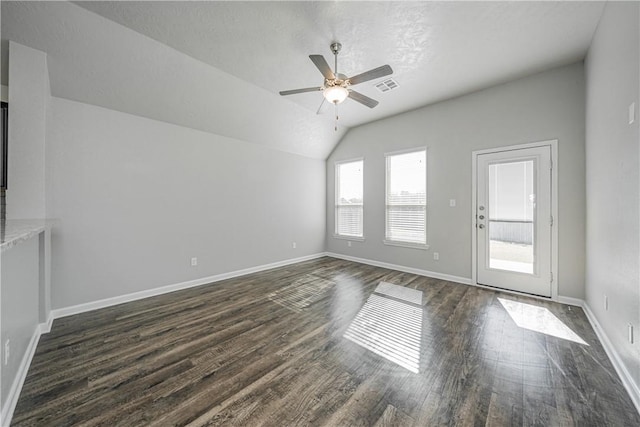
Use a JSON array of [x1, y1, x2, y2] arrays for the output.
[[347, 241, 352, 247], [292, 242, 297, 249], [4, 339, 9, 365], [629, 324, 634, 344], [191, 257, 197, 267], [433, 252, 439, 261], [604, 295, 608, 311], [449, 199, 456, 207]]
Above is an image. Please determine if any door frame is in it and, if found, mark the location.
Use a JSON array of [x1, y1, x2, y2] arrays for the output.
[[471, 139, 559, 300]]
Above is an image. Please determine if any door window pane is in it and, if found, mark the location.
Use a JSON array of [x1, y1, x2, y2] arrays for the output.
[[488, 160, 535, 274]]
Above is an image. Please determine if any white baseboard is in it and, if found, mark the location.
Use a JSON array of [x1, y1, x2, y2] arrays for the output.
[[556, 295, 584, 307], [51, 252, 328, 320], [0, 325, 44, 427], [39, 313, 54, 334], [580, 301, 640, 414], [325, 252, 471, 285]]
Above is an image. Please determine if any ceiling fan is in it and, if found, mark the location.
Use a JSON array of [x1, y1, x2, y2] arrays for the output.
[[279, 42, 393, 129]]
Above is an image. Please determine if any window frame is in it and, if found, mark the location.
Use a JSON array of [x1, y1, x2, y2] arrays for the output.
[[334, 157, 365, 241], [383, 147, 428, 250], [1, 102, 7, 190]]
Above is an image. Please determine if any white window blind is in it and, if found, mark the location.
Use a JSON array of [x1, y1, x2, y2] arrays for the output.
[[335, 160, 364, 238], [385, 149, 427, 246]]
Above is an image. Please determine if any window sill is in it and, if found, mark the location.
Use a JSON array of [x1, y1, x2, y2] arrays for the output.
[[333, 234, 365, 242], [383, 240, 429, 250]]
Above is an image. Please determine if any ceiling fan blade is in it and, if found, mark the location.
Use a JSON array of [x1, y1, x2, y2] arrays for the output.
[[348, 90, 379, 108], [348, 65, 393, 86], [309, 55, 335, 80], [316, 98, 327, 115], [279, 87, 322, 96]]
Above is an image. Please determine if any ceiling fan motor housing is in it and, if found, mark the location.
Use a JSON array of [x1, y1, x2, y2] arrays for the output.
[[325, 73, 349, 87]]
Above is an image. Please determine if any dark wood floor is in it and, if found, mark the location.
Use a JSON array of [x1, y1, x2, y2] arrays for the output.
[[12, 257, 640, 426]]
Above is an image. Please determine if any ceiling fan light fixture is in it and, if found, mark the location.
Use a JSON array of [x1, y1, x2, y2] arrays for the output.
[[323, 86, 349, 104]]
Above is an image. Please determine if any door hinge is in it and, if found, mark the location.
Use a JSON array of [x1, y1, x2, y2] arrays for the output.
[[550, 216, 554, 226], [550, 272, 554, 283]]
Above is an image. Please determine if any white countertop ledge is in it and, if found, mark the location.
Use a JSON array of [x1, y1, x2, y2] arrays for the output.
[[0, 219, 49, 253]]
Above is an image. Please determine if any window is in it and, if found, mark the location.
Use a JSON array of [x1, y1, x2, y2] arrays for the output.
[[335, 159, 364, 239], [385, 149, 427, 248]]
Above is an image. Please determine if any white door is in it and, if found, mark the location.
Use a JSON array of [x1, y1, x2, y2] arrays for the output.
[[476, 146, 552, 297]]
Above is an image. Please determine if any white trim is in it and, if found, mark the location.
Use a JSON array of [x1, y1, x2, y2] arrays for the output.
[[51, 252, 327, 319], [472, 139, 558, 156], [326, 252, 471, 285], [1, 325, 43, 427], [471, 139, 559, 300], [550, 141, 559, 301], [39, 313, 54, 334], [382, 240, 429, 250], [581, 301, 640, 414], [334, 156, 365, 166], [471, 282, 554, 302], [556, 295, 583, 307], [383, 146, 428, 157], [332, 234, 365, 242]]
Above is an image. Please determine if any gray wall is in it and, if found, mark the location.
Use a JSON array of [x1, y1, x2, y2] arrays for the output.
[[0, 42, 50, 418], [47, 97, 326, 309], [1, 237, 40, 411], [6, 41, 49, 219], [585, 1, 640, 392], [327, 63, 586, 298]]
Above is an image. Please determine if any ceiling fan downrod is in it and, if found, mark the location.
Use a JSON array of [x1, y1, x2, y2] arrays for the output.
[[331, 42, 342, 132], [330, 42, 342, 76]]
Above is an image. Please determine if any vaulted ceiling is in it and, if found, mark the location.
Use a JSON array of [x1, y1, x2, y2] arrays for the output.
[[2, 1, 605, 159]]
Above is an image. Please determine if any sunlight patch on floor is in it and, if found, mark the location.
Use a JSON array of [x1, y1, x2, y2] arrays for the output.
[[268, 275, 334, 312], [344, 282, 423, 373], [498, 298, 588, 345]]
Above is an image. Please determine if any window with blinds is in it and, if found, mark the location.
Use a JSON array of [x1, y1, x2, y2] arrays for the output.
[[335, 159, 364, 238], [385, 149, 427, 247]]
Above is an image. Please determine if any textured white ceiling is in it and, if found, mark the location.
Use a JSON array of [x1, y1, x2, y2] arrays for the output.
[[2, 1, 605, 159]]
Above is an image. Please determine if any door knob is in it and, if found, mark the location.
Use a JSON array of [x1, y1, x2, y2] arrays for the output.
[[478, 224, 485, 229]]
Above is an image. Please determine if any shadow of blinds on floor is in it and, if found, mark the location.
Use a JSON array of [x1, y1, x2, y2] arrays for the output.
[[344, 282, 423, 373]]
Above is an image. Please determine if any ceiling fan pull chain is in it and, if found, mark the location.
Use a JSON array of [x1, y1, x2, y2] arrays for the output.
[[335, 103, 339, 131]]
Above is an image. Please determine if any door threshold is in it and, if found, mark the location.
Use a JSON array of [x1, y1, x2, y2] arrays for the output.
[[472, 281, 553, 301]]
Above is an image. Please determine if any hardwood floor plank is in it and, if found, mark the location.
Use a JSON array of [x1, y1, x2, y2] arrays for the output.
[[10, 257, 640, 426], [373, 404, 415, 427]]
